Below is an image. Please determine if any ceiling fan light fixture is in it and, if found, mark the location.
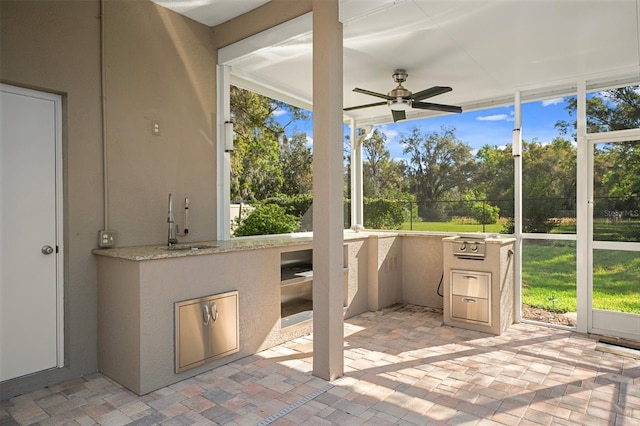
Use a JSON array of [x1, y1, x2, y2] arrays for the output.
[[388, 98, 411, 111]]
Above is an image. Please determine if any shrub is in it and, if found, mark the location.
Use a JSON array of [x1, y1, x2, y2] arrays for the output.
[[262, 194, 313, 217], [501, 217, 514, 234], [363, 198, 407, 230], [234, 204, 299, 236], [262, 194, 313, 231], [469, 200, 500, 225]]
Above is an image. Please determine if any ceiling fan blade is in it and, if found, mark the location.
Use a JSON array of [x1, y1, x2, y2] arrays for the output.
[[412, 101, 462, 114], [353, 88, 394, 100], [344, 101, 387, 111], [392, 109, 406, 122], [409, 86, 453, 101]]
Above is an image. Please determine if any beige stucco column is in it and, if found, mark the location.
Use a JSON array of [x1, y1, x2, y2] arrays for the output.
[[312, 0, 344, 381]]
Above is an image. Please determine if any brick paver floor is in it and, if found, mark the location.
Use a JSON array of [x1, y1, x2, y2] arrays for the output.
[[2, 305, 638, 425]]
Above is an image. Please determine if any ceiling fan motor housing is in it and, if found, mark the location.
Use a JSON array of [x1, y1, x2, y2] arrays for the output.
[[389, 70, 412, 110]]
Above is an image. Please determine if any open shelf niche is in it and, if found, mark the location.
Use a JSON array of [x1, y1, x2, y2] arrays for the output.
[[280, 247, 348, 328]]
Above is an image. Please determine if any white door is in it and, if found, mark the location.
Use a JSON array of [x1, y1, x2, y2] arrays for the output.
[[588, 130, 640, 340], [0, 84, 63, 382]]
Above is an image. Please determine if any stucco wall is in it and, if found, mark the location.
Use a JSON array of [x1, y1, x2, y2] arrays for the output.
[[97, 247, 283, 394], [366, 236, 403, 310], [402, 235, 445, 308], [104, 0, 217, 247], [1, 0, 103, 399], [0, 0, 217, 399], [344, 238, 369, 317]]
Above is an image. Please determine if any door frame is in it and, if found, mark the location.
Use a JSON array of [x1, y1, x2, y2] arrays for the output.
[[1, 83, 65, 372], [586, 127, 640, 340]]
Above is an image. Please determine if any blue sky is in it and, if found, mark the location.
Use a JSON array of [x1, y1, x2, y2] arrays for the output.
[[275, 96, 575, 160]]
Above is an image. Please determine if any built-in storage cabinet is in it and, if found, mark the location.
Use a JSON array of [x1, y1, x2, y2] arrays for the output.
[[450, 271, 491, 324], [175, 290, 239, 373], [443, 237, 515, 335]]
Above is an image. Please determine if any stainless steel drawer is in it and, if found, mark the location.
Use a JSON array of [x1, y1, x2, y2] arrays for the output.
[[451, 271, 490, 298], [175, 290, 239, 373], [450, 294, 489, 323]]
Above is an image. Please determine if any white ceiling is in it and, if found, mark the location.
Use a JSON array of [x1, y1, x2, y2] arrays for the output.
[[152, 0, 271, 28], [155, 0, 640, 125]]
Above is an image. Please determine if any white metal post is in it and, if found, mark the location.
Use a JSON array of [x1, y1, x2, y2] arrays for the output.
[[349, 118, 357, 227], [576, 80, 589, 334], [216, 65, 232, 240], [513, 91, 523, 322], [348, 119, 364, 228]]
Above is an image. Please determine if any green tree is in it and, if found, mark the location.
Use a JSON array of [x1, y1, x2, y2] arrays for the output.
[[522, 138, 577, 232], [343, 133, 352, 201], [474, 144, 514, 202], [402, 126, 475, 220], [599, 142, 640, 200], [230, 86, 310, 201], [279, 132, 312, 196], [362, 129, 407, 198], [554, 86, 639, 214], [556, 86, 640, 135], [594, 142, 640, 241], [362, 129, 387, 197]]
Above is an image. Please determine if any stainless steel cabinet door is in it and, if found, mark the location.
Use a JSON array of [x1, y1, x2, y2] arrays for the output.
[[175, 291, 239, 373]]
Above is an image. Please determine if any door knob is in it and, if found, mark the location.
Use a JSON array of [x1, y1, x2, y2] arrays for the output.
[[41, 245, 54, 255]]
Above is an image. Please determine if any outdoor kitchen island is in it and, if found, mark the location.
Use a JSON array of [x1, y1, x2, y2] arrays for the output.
[[93, 231, 489, 395]]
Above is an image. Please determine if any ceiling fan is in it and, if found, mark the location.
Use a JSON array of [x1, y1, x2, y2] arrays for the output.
[[344, 69, 462, 122]]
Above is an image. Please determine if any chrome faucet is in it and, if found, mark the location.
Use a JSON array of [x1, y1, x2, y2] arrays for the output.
[[167, 193, 178, 246]]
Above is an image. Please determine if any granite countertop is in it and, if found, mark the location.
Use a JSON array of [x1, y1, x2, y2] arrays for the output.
[[92, 230, 508, 261], [92, 231, 375, 261], [92, 233, 315, 261]]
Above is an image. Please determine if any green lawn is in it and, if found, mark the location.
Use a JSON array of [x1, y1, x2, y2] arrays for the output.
[[400, 221, 504, 233], [522, 241, 639, 314], [398, 220, 639, 314], [522, 241, 578, 313], [553, 219, 640, 242]]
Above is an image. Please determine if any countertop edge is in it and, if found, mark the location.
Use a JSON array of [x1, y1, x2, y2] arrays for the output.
[[92, 231, 514, 261]]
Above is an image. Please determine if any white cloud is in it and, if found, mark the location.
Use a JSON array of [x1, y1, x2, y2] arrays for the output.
[[477, 114, 510, 121], [541, 98, 564, 107], [379, 125, 399, 143], [306, 135, 313, 147], [272, 108, 287, 117]]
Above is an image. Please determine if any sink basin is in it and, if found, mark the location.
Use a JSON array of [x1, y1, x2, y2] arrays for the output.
[[160, 244, 218, 251]]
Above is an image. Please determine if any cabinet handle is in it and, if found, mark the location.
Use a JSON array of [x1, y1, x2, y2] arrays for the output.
[[202, 303, 211, 326], [211, 302, 219, 323], [462, 298, 478, 304], [463, 275, 478, 280]]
